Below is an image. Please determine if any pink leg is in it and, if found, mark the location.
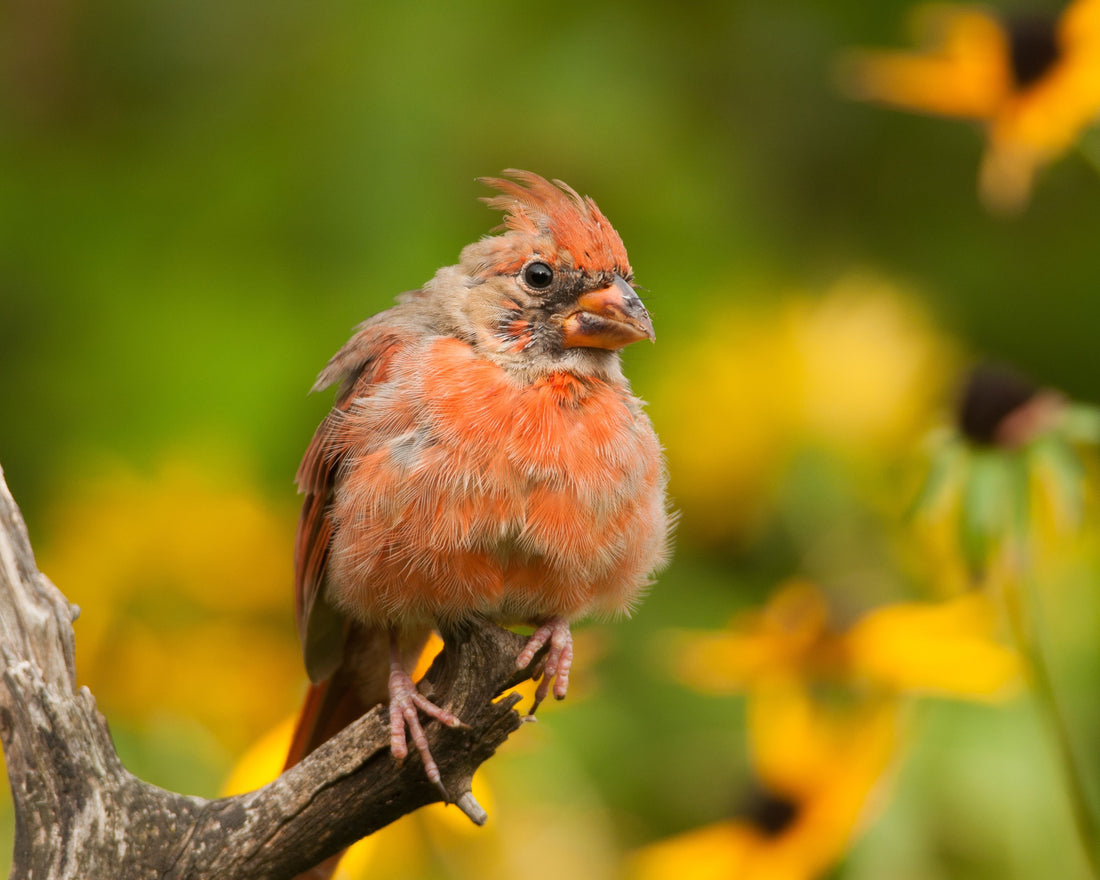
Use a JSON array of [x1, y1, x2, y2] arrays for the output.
[[387, 631, 465, 799], [515, 616, 573, 715]]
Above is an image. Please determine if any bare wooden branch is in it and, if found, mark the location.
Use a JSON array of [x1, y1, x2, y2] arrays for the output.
[[0, 463, 534, 879]]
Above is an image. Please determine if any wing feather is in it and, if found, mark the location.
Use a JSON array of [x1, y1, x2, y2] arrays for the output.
[[293, 319, 414, 681]]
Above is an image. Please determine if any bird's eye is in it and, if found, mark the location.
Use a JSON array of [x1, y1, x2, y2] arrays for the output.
[[522, 261, 554, 290]]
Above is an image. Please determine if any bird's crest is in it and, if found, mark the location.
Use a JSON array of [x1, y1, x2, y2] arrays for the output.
[[478, 170, 631, 275]]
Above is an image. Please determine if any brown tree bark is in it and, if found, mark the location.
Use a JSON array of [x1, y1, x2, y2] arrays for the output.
[[0, 463, 534, 879]]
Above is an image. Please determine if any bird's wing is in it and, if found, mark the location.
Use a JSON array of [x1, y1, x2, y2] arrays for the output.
[[294, 316, 416, 683]]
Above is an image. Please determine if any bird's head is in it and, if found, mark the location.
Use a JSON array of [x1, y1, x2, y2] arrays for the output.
[[426, 170, 654, 380]]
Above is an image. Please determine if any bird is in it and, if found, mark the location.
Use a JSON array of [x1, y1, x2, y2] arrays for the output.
[[284, 170, 671, 857]]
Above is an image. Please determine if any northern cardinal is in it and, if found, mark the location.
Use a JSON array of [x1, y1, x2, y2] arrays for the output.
[[285, 170, 670, 852]]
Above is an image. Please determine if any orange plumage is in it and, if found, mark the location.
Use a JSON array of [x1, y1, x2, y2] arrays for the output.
[[286, 171, 671, 874]]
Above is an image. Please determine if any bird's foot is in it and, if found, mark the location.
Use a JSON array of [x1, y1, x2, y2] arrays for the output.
[[387, 650, 466, 800], [515, 616, 573, 716]]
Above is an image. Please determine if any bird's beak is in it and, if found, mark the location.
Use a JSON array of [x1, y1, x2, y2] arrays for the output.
[[561, 275, 656, 351]]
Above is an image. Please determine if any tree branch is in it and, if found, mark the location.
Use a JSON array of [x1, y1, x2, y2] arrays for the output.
[[0, 463, 534, 879]]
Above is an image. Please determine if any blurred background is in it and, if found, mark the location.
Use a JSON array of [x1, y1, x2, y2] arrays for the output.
[[3, 0, 1100, 877]]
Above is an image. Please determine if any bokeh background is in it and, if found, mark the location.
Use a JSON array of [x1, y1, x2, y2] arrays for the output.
[[3, 0, 1100, 877]]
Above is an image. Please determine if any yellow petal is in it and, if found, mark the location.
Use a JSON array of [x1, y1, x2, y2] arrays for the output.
[[670, 580, 831, 693], [650, 307, 796, 543], [628, 821, 760, 880], [221, 714, 295, 796], [846, 593, 1021, 699], [781, 701, 899, 874], [411, 632, 445, 679], [744, 689, 900, 878], [784, 279, 953, 454], [749, 683, 834, 793], [671, 630, 783, 693], [837, 5, 1009, 118], [224, 716, 381, 874]]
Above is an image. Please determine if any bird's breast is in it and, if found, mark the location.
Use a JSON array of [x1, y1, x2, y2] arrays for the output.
[[326, 336, 669, 626]]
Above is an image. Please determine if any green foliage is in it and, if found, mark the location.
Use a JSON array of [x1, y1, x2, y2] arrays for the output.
[[3, 1, 1100, 878]]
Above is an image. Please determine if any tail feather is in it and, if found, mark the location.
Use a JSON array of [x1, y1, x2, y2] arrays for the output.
[[285, 623, 393, 768], [285, 624, 434, 880], [284, 673, 370, 771]]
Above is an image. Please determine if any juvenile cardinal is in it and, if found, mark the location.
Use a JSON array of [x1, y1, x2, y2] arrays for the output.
[[285, 171, 671, 858]]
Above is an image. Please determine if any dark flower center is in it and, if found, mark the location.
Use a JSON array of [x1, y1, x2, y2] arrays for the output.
[[957, 363, 1039, 445], [740, 786, 801, 837], [1006, 15, 1061, 88]]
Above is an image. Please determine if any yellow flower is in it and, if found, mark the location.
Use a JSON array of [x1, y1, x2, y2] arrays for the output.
[[845, 592, 1020, 699], [838, 0, 1100, 212], [909, 364, 1100, 586], [651, 275, 950, 546], [38, 453, 302, 751], [671, 580, 835, 693], [649, 303, 796, 543], [784, 277, 953, 458], [630, 685, 899, 880], [671, 579, 1019, 701], [645, 581, 1019, 879]]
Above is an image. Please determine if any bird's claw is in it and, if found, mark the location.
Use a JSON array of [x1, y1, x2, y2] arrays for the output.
[[387, 661, 465, 800], [516, 616, 573, 716]]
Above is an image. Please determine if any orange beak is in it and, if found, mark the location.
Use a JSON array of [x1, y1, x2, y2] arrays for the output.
[[560, 275, 655, 351]]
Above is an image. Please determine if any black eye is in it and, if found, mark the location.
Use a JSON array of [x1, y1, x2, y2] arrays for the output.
[[522, 261, 554, 290]]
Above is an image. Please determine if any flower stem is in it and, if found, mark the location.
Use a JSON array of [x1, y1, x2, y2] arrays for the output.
[[1076, 136, 1100, 186], [1001, 567, 1100, 879]]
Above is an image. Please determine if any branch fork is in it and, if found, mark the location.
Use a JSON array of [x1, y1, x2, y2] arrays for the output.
[[0, 463, 538, 880]]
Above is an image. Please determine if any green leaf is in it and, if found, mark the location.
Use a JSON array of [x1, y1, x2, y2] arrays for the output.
[[907, 434, 965, 521], [1029, 435, 1087, 531], [959, 450, 1013, 575], [1059, 403, 1100, 445]]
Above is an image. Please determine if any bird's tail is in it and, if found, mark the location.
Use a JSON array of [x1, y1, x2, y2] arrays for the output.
[[284, 673, 371, 771], [285, 624, 434, 880]]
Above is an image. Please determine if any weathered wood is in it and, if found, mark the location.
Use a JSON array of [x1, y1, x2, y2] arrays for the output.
[[0, 463, 532, 879]]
